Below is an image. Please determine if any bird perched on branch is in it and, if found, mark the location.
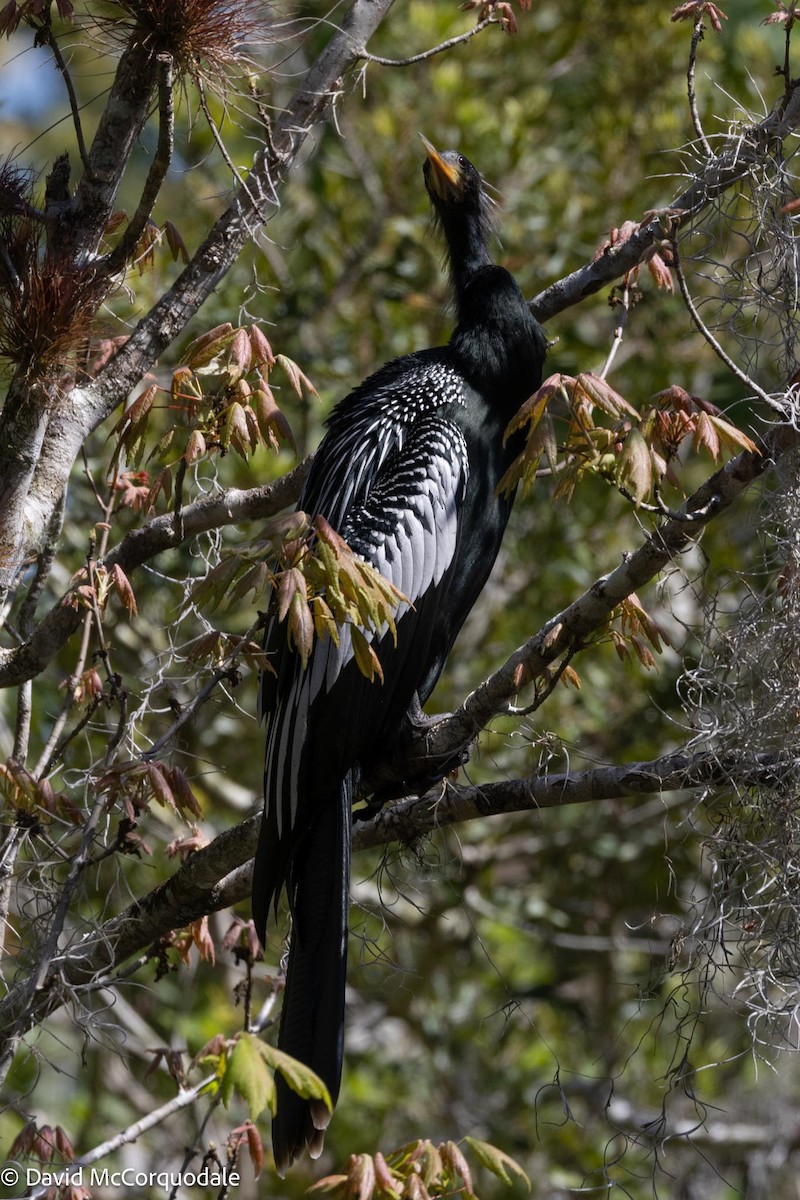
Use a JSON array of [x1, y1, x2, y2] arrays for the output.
[[254, 137, 547, 1172]]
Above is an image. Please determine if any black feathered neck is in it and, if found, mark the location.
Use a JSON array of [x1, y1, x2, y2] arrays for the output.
[[425, 152, 496, 301], [450, 264, 547, 399]]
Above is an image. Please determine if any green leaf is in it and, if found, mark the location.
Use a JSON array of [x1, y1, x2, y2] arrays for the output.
[[617, 427, 653, 505], [464, 1137, 531, 1191], [351, 625, 383, 683], [255, 1042, 332, 1113], [222, 1033, 276, 1121]]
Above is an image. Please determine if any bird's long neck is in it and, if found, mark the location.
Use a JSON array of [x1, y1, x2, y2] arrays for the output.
[[440, 208, 493, 317], [448, 261, 545, 403]]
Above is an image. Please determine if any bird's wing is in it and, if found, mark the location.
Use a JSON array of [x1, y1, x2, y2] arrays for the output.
[[255, 410, 469, 927]]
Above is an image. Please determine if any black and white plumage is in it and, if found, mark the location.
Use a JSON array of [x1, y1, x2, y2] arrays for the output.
[[254, 138, 548, 1172]]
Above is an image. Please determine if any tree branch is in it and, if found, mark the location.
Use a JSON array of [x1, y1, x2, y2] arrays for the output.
[[375, 429, 784, 786], [104, 54, 176, 276], [12, 0, 397, 594], [0, 461, 310, 689], [530, 81, 800, 322], [1, 746, 794, 1049], [360, 15, 497, 65]]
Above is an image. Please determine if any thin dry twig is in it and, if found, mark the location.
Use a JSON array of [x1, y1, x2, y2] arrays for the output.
[[360, 15, 497, 65]]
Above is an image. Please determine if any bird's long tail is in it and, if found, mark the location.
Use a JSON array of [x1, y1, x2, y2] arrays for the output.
[[271, 773, 352, 1175]]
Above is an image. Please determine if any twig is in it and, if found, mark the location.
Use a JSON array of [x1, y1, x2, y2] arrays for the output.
[[33, 600, 95, 780], [0, 242, 23, 296], [38, 19, 92, 174], [196, 78, 267, 222], [360, 15, 497, 65], [617, 483, 722, 523], [0, 462, 311, 691], [17, 485, 66, 642], [103, 686, 129, 768], [781, 10, 796, 103], [12, 680, 31, 762], [0, 783, 108, 1089], [529, 79, 800, 321], [506, 648, 579, 717], [0, 823, 23, 965], [41, 693, 105, 777], [599, 281, 631, 380], [141, 665, 241, 762], [24, 1075, 218, 1200], [670, 233, 785, 414], [687, 15, 712, 157], [33, 491, 118, 781], [172, 458, 186, 544]]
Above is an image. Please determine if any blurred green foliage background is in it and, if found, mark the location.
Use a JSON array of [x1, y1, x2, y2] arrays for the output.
[[1, 1, 798, 1197]]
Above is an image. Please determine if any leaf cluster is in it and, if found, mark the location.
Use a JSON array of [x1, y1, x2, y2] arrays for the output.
[[108, 322, 302, 502], [217, 1030, 332, 1124], [193, 512, 405, 680], [312, 1136, 529, 1200], [503, 373, 757, 506]]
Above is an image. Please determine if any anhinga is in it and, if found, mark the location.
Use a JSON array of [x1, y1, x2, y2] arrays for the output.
[[254, 138, 547, 1172]]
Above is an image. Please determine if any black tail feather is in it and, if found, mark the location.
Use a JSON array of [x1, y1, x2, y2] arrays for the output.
[[271, 775, 352, 1175]]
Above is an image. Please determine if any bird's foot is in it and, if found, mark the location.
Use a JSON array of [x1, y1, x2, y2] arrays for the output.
[[358, 696, 472, 809]]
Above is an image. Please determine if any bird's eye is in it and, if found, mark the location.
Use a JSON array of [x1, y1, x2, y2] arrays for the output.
[[458, 156, 467, 168]]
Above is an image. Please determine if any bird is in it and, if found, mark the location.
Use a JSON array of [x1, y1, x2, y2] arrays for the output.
[[253, 136, 548, 1173]]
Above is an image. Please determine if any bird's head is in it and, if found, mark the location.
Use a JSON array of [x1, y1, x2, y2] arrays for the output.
[[421, 135, 487, 213], [419, 136, 494, 274]]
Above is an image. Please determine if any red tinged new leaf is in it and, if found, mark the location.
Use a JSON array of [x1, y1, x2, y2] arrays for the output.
[[146, 762, 176, 810], [645, 249, 674, 291], [693, 410, 722, 461], [277, 567, 307, 622], [762, 5, 799, 27], [109, 384, 158, 444], [34, 1124, 55, 1164], [288, 591, 314, 666], [709, 415, 759, 455], [228, 327, 252, 378], [672, 2, 727, 32], [225, 401, 251, 457], [574, 372, 639, 420], [163, 765, 203, 817], [163, 219, 189, 263], [249, 324, 275, 367], [183, 428, 207, 464], [254, 386, 295, 450], [617, 427, 653, 505], [190, 916, 216, 965], [315, 514, 348, 555], [0, 2, 23, 37], [183, 322, 235, 369], [246, 1122, 264, 1179], [275, 353, 319, 400], [54, 1126, 76, 1162], [147, 466, 173, 509], [111, 563, 138, 617]]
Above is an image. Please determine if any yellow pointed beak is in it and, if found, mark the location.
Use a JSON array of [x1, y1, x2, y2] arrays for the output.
[[420, 134, 462, 200]]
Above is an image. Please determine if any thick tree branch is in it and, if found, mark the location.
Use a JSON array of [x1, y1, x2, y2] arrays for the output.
[[103, 54, 176, 276], [0, 746, 793, 1047], [11, 0, 396, 595], [374, 430, 787, 787], [353, 750, 794, 849], [59, 31, 162, 263]]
